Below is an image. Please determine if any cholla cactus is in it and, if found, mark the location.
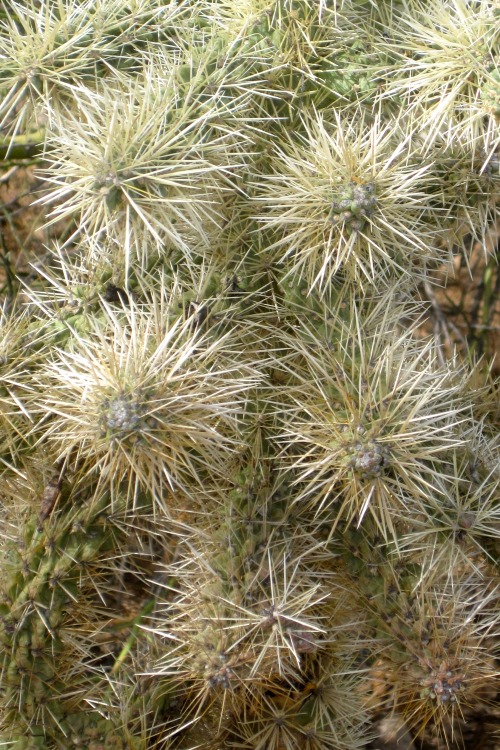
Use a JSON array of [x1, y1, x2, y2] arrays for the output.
[[39, 64, 247, 264], [274, 293, 475, 537], [30, 291, 261, 508], [250, 110, 442, 290], [0, 0, 499, 748], [375, 0, 500, 154]]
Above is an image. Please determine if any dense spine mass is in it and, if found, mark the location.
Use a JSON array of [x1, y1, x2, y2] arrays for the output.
[[0, 0, 498, 748]]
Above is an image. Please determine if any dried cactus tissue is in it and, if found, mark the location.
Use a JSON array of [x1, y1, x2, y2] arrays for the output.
[[0, 1, 499, 749]]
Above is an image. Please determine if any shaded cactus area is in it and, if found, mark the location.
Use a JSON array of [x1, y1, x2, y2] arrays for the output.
[[0, 0, 499, 748]]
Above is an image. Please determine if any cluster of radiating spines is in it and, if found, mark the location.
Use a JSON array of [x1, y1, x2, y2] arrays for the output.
[[365, 567, 500, 745], [18, 243, 269, 513], [0, 454, 166, 749], [393, 427, 500, 577], [39, 60, 251, 268], [372, 0, 500, 156], [333, 510, 500, 746], [0, 0, 188, 139], [270, 292, 483, 540], [146, 464, 371, 749], [0, 1, 254, 276], [249, 109, 448, 292], [25, 278, 263, 510]]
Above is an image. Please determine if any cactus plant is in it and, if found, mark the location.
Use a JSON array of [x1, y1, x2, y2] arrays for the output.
[[0, 0, 499, 748]]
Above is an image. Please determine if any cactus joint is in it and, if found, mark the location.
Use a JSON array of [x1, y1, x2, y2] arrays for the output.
[[347, 439, 390, 480], [100, 392, 150, 442], [330, 181, 377, 232], [420, 660, 465, 704]]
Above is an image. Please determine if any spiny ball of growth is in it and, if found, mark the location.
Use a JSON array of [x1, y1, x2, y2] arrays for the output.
[[276, 296, 471, 536], [149, 521, 358, 748], [31, 299, 259, 505], [0, 0, 98, 134], [372, 573, 500, 741], [376, 0, 500, 151], [0, 0, 187, 140], [41, 65, 245, 264], [251, 111, 441, 291]]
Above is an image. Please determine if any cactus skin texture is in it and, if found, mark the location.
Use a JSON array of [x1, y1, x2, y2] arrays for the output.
[[0, 0, 499, 749], [0, 469, 164, 749]]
